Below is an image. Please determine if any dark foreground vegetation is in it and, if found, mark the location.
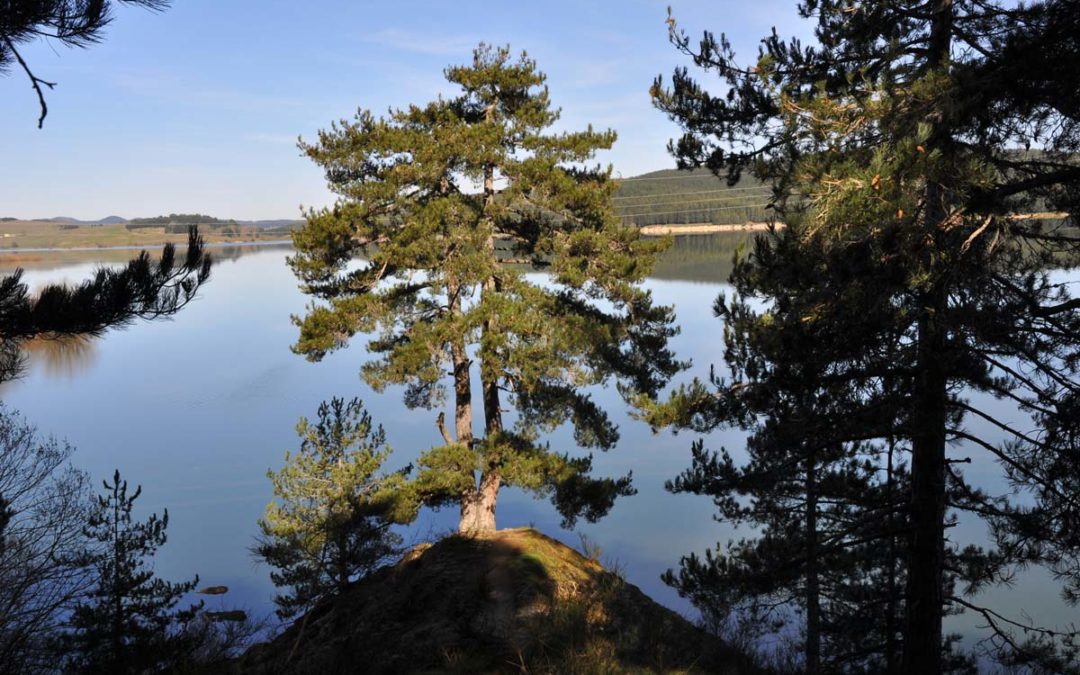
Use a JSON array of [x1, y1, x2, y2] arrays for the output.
[[644, 0, 1080, 672], [0, 407, 261, 674]]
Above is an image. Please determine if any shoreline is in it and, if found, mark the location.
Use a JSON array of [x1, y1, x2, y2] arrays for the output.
[[638, 212, 1070, 236], [639, 221, 778, 236], [0, 239, 293, 255]]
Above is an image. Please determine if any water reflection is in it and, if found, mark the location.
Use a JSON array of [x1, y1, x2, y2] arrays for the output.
[[0, 238, 746, 621], [0, 244, 281, 385], [21, 335, 99, 380], [649, 232, 751, 283], [0, 241, 286, 276], [0, 235, 1074, 659]]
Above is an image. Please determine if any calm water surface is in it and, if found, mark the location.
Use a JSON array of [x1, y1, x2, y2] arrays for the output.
[[0, 237, 1074, 655]]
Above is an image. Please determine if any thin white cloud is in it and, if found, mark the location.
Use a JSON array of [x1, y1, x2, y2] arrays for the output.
[[109, 69, 314, 113], [568, 61, 623, 89], [246, 132, 300, 147], [363, 28, 483, 57]]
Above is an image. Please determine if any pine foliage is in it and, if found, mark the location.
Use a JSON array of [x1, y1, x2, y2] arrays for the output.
[[0, 226, 211, 383], [256, 397, 406, 620], [1, 0, 170, 127], [64, 470, 201, 674], [0, 406, 93, 673], [292, 44, 682, 533], [648, 1, 1080, 671]]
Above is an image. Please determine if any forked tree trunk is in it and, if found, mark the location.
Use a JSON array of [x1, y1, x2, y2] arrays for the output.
[[452, 331, 489, 533], [459, 163, 504, 535], [459, 471, 500, 534], [447, 281, 484, 535], [464, 272, 503, 535]]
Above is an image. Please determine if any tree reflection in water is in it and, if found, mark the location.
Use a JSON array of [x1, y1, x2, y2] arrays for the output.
[[22, 334, 98, 380]]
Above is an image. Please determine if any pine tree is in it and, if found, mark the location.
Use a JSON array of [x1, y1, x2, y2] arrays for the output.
[[255, 397, 406, 620], [649, 1, 1080, 670], [652, 250, 919, 672], [65, 470, 201, 674], [292, 44, 682, 534]]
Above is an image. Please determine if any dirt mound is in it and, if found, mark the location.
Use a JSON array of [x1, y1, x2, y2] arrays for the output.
[[233, 528, 759, 674]]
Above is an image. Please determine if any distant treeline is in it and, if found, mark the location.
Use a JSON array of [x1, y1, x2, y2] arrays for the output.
[[614, 168, 774, 226], [127, 214, 231, 230], [125, 214, 299, 236], [612, 158, 1067, 226]]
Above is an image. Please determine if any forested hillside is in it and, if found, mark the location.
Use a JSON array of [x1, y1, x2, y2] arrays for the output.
[[614, 168, 772, 226]]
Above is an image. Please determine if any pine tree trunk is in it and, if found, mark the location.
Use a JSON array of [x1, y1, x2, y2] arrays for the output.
[[467, 271, 502, 534], [112, 496, 124, 669], [903, 290, 949, 673], [336, 531, 349, 593], [885, 435, 899, 674], [460, 471, 500, 534], [452, 337, 486, 533], [459, 358, 502, 533], [452, 339, 473, 444], [805, 449, 820, 675], [448, 281, 483, 535], [902, 4, 953, 672]]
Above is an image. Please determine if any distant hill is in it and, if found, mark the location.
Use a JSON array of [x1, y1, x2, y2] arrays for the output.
[[32, 169, 773, 232], [30, 214, 301, 230], [49, 216, 129, 225], [127, 214, 302, 232], [615, 168, 773, 226]]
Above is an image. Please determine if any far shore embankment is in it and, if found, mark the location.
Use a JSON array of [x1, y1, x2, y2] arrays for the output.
[[638, 212, 1071, 236], [639, 221, 779, 236]]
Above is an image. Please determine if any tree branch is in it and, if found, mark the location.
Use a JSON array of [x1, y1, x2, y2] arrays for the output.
[[436, 412, 453, 445], [4, 38, 57, 129]]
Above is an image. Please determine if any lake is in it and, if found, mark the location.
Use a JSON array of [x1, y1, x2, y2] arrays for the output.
[[0, 236, 1074, 657]]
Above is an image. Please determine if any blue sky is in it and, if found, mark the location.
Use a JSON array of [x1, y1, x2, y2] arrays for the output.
[[1, 1, 809, 220]]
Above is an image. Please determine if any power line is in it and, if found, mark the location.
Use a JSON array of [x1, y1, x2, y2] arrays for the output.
[[615, 195, 774, 211], [616, 173, 748, 182], [618, 202, 773, 219], [613, 186, 773, 201]]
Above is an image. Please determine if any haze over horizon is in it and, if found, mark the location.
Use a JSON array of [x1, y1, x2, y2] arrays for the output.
[[0, 1, 808, 221]]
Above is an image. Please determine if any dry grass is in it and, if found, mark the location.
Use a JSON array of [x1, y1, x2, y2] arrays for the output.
[[0, 220, 287, 250], [234, 528, 761, 674]]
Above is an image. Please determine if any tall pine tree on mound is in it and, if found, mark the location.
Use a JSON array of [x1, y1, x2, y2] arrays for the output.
[[291, 44, 682, 534], [647, 1, 1080, 672]]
